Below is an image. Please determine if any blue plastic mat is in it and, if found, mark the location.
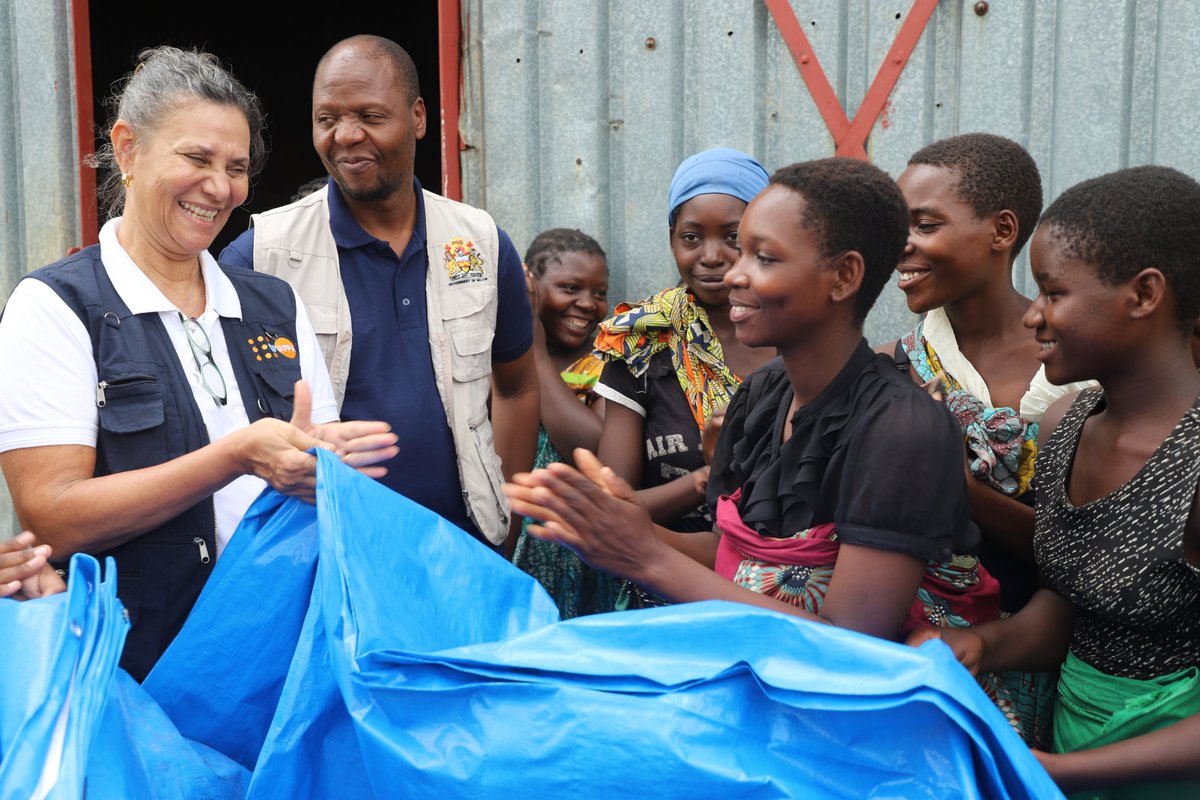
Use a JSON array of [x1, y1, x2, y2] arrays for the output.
[[1, 449, 1063, 798]]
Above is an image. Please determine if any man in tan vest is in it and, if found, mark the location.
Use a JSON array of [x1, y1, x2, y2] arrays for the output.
[[222, 35, 538, 551]]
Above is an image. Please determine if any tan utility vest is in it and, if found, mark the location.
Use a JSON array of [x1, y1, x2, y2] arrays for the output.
[[250, 186, 510, 544]]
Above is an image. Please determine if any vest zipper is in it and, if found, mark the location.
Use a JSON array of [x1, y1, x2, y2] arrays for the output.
[[96, 380, 108, 407], [193, 537, 211, 564], [200, 417, 221, 562], [462, 490, 473, 522]]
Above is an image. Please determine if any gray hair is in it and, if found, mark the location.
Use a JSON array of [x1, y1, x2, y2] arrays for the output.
[[88, 46, 267, 219]]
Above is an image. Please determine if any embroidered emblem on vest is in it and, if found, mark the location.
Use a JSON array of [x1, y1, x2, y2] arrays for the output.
[[443, 237, 487, 284], [247, 335, 298, 361]]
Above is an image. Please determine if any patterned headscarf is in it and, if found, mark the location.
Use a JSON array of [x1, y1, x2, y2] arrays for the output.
[[593, 287, 741, 431]]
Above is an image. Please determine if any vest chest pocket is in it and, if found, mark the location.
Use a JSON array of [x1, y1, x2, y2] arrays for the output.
[[96, 374, 169, 475], [250, 360, 299, 421], [450, 326, 495, 382]]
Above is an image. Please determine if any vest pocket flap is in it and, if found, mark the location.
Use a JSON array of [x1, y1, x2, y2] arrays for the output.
[[304, 303, 339, 335], [451, 326, 494, 382], [98, 375, 165, 433], [254, 362, 300, 401], [451, 326, 494, 356], [440, 284, 496, 320]]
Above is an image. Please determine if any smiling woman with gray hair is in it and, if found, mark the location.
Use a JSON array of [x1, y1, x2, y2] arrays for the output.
[[0, 46, 397, 681]]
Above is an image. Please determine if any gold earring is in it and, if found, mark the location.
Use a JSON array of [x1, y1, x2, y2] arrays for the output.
[[121, 173, 133, 189]]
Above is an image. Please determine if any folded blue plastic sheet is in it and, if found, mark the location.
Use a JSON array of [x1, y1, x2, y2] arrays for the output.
[[0, 554, 249, 800], [143, 491, 323, 771], [305, 450, 1060, 799], [0, 554, 124, 800], [84, 671, 249, 799], [2, 449, 1065, 798]]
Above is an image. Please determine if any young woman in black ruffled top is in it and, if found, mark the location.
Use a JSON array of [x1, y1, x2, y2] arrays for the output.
[[505, 158, 1001, 643]]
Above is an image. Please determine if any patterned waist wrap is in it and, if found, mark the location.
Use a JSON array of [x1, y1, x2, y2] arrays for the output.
[[714, 490, 1000, 635]]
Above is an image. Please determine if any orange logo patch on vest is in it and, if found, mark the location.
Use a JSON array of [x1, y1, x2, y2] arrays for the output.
[[248, 334, 298, 362], [443, 237, 487, 285]]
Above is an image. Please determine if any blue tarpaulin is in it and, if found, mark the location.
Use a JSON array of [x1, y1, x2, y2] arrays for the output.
[[0, 449, 1063, 798]]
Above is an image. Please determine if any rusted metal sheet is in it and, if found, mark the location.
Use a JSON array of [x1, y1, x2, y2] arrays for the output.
[[457, 0, 1200, 344]]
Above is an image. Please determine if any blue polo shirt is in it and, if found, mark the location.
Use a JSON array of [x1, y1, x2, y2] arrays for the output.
[[220, 178, 532, 541]]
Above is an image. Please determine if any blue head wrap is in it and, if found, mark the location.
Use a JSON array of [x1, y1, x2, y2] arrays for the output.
[[667, 147, 770, 226]]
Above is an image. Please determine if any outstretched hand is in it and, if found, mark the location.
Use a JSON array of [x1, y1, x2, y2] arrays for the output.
[[291, 381, 400, 479], [0, 532, 66, 600], [504, 448, 663, 581], [228, 382, 337, 502]]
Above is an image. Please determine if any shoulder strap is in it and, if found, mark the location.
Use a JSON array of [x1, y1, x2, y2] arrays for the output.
[[893, 339, 911, 373]]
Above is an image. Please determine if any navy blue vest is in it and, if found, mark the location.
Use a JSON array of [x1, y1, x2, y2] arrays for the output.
[[29, 245, 303, 681]]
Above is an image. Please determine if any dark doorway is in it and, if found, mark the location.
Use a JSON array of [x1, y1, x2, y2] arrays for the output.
[[88, 2, 443, 256]]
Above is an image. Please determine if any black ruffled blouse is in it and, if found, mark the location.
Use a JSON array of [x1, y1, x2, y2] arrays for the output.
[[707, 341, 979, 562]]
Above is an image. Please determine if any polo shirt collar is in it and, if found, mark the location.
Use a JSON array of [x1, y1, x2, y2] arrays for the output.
[[325, 176, 428, 255], [98, 218, 243, 320]]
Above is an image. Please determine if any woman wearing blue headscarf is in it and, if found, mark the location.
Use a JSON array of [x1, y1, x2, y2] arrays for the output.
[[591, 148, 775, 606]]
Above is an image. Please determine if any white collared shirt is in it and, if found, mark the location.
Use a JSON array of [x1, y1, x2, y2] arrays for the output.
[[0, 218, 338, 554]]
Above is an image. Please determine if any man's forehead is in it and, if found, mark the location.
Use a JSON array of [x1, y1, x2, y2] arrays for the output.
[[314, 76, 405, 108], [316, 49, 400, 86]]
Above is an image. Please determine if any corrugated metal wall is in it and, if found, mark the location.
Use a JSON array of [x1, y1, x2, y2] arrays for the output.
[[459, 0, 1200, 345], [2, 0, 1199, 539], [0, 0, 81, 538]]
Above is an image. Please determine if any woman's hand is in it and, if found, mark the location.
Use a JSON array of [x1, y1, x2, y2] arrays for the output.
[[906, 625, 986, 675], [523, 264, 550, 351], [702, 408, 726, 466], [505, 448, 664, 582], [919, 376, 945, 403], [231, 384, 341, 502], [0, 531, 66, 599], [311, 420, 399, 478], [231, 418, 329, 501], [290, 381, 399, 479]]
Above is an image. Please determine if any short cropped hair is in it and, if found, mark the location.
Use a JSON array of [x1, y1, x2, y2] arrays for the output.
[[524, 228, 607, 277], [90, 46, 266, 219], [908, 133, 1043, 258], [1039, 165, 1200, 328], [317, 35, 421, 105], [769, 158, 909, 327]]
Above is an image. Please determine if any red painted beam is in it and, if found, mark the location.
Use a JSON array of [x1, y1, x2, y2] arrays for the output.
[[845, 0, 939, 156], [762, 0, 850, 144], [765, 0, 938, 160], [71, 0, 98, 246], [438, 0, 463, 201]]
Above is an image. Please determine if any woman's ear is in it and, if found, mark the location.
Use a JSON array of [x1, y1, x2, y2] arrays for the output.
[[992, 209, 1019, 252], [111, 120, 136, 174], [1129, 266, 1168, 320], [828, 250, 865, 305]]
